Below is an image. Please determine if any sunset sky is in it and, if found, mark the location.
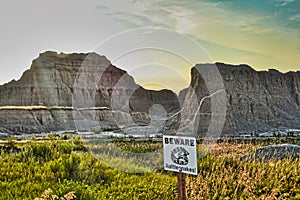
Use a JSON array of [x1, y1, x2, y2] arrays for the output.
[[0, 0, 299, 92]]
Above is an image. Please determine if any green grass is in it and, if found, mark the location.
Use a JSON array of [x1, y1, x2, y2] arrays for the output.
[[0, 138, 300, 199], [0, 138, 176, 200]]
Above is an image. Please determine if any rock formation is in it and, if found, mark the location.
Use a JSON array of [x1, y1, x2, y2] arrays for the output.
[[0, 52, 299, 135], [0, 51, 180, 133], [178, 63, 300, 135]]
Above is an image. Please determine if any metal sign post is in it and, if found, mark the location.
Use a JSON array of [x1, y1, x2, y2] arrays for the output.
[[163, 135, 198, 200]]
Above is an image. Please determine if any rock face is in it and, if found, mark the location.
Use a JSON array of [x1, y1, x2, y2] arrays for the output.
[[0, 51, 180, 133], [178, 63, 300, 135]]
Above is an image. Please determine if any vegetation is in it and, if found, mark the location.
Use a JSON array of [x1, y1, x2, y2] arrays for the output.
[[92, 127, 120, 133], [113, 141, 162, 153], [187, 141, 300, 199], [0, 137, 300, 199], [0, 138, 176, 200]]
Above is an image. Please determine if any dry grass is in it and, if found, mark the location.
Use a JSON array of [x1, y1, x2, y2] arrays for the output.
[[186, 142, 300, 200]]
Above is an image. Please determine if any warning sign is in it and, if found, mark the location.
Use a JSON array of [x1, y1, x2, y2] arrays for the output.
[[163, 135, 198, 175]]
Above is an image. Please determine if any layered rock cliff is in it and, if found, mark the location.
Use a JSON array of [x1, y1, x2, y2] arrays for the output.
[[178, 63, 300, 135], [0, 51, 180, 133], [1, 52, 299, 135]]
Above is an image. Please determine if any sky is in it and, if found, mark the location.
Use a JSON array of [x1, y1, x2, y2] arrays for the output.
[[0, 0, 299, 93]]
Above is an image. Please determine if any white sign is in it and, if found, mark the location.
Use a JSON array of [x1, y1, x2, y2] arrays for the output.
[[163, 135, 198, 175]]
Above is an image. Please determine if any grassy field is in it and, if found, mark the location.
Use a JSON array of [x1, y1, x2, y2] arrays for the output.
[[0, 136, 300, 199]]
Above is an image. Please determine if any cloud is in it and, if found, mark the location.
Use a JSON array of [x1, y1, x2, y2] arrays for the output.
[[275, 0, 295, 6], [98, 0, 300, 71], [289, 13, 300, 21], [110, 12, 154, 27]]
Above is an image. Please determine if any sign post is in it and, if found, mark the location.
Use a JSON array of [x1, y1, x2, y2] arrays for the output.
[[163, 135, 198, 200], [177, 172, 186, 200]]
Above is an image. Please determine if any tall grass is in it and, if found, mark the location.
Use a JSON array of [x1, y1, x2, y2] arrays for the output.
[[0, 138, 177, 200], [0, 138, 299, 199], [187, 141, 300, 199]]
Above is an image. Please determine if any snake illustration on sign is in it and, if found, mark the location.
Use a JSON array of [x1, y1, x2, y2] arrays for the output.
[[171, 147, 189, 165]]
